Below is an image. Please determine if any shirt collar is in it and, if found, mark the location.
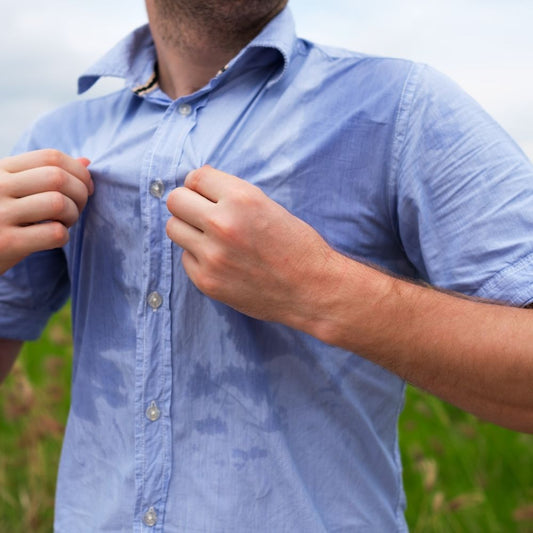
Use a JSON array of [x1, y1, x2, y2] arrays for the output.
[[78, 7, 297, 96]]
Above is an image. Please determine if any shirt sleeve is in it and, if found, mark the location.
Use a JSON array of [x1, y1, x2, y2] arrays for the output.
[[0, 128, 71, 341], [391, 63, 533, 306]]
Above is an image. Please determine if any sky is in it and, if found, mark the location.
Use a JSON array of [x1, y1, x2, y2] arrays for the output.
[[1, 0, 532, 159]]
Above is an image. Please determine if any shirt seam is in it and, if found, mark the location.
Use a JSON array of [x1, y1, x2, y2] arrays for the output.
[[387, 61, 421, 253]]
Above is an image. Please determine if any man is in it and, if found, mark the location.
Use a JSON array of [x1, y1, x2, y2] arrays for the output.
[[0, 0, 532, 531]]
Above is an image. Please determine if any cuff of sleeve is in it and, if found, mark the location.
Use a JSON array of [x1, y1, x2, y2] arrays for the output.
[[0, 302, 52, 341], [476, 252, 533, 307]]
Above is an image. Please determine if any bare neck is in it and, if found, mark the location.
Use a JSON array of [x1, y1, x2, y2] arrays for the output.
[[145, 2, 286, 100], [153, 36, 240, 100]]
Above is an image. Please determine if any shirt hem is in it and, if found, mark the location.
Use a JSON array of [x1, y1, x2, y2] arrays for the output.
[[0, 302, 50, 341], [475, 251, 533, 306]]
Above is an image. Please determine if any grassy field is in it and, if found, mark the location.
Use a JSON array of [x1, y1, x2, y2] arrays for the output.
[[1, 306, 532, 532]]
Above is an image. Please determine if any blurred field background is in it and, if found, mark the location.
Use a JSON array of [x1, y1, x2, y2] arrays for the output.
[[0, 306, 532, 532]]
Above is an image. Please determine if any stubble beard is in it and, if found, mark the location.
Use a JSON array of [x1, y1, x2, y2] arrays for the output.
[[151, 0, 288, 54]]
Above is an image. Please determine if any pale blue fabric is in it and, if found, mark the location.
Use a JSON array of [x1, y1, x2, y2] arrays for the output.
[[1, 8, 533, 532]]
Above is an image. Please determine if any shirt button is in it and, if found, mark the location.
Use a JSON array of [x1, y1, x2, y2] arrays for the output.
[[146, 401, 161, 422], [178, 103, 192, 116], [147, 292, 163, 310], [143, 507, 158, 527], [149, 180, 165, 199]]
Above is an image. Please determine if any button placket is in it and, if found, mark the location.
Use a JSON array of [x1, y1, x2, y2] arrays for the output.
[[136, 96, 201, 530]]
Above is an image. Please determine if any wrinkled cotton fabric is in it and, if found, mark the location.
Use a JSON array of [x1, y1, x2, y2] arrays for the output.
[[1, 8, 532, 533]]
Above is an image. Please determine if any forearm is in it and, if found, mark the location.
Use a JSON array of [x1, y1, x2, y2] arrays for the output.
[[0, 338, 23, 383], [165, 166, 533, 432], [299, 252, 533, 433]]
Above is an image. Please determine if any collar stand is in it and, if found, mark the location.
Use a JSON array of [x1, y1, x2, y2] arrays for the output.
[[78, 7, 297, 97]]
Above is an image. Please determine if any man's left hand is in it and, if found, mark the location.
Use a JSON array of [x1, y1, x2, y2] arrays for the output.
[[166, 165, 341, 326]]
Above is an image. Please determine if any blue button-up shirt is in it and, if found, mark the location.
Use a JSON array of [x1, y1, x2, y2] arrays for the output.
[[1, 8, 533, 533]]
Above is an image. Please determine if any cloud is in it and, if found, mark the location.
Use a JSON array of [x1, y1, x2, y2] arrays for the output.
[[0, 1, 147, 155]]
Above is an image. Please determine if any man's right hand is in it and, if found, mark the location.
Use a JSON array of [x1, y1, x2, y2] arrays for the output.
[[0, 149, 93, 275]]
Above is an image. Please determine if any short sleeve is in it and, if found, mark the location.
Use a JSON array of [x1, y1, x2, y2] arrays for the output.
[[0, 127, 71, 340], [392, 64, 533, 306]]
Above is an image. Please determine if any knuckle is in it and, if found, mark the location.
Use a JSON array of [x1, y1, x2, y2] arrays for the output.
[[0, 230, 12, 253], [166, 188, 182, 213], [237, 184, 262, 207], [75, 187, 89, 209], [48, 222, 69, 247], [46, 166, 68, 191], [0, 173, 12, 196], [48, 191, 68, 216], [206, 213, 236, 241], [231, 190, 249, 209], [40, 148, 63, 167], [165, 217, 177, 240], [185, 166, 207, 189], [226, 187, 259, 216], [195, 271, 220, 297], [204, 246, 226, 270], [0, 200, 9, 220], [77, 194, 88, 212]]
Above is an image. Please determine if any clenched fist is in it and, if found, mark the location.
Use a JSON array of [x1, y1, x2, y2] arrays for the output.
[[166, 165, 345, 330], [0, 149, 93, 274]]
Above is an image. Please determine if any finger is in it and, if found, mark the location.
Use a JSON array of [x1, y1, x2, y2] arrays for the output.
[[181, 249, 201, 284], [167, 187, 214, 231], [11, 222, 69, 257], [77, 158, 94, 193], [13, 191, 80, 228], [3, 166, 89, 212], [166, 215, 204, 255], [184, 165, 245, 202], [1, 149, 93, 194]]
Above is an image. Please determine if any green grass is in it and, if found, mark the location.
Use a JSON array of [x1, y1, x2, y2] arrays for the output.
[[0, 306, 72, 532], [1, 307, 532, 532], [401, 389, 533, 532]]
